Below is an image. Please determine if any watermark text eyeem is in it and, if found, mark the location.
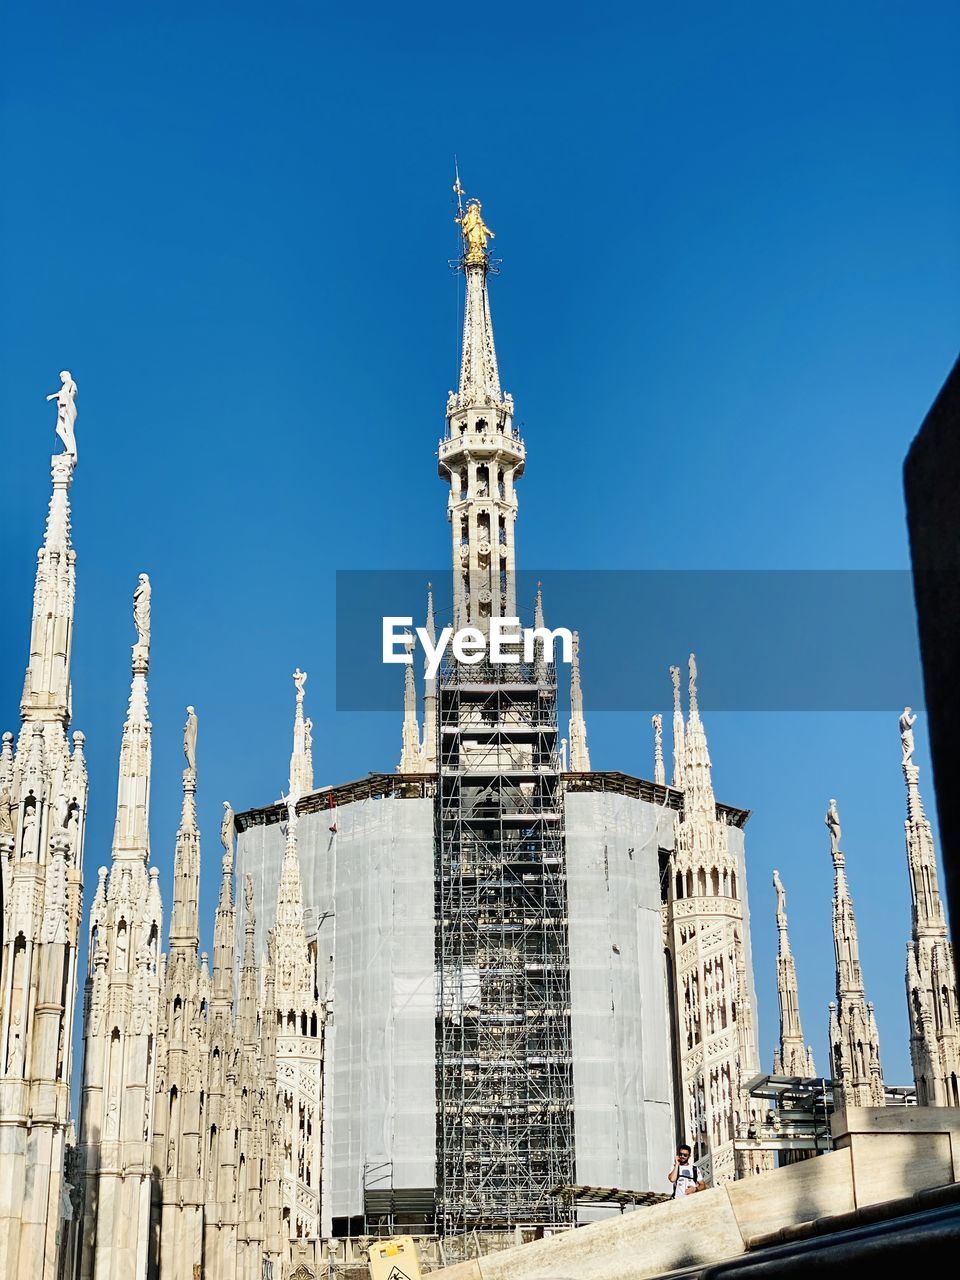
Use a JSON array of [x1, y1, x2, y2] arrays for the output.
[[383, 616, 573, 679]]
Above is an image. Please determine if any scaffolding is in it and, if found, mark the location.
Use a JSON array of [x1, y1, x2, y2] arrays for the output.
[[435, 656, 575, 1234], [735, 1075, 918, 1165]]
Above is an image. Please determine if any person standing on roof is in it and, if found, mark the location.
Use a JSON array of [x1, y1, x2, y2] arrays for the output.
[[668, 1144, 706, 1198]]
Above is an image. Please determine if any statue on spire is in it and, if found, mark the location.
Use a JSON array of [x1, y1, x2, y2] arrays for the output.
[[133, 573, 151, 648], [457, 199, 494, 265], [825, 798, 842, 856], [220, 801, 235, 859], [899, 706, 917, 764], [183, 705, 198, 770], [47, 369, 78, 458], [773, 868, 787, 919]]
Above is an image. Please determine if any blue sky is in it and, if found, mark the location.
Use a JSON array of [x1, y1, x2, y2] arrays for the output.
[[2, 2, 958, 1087]]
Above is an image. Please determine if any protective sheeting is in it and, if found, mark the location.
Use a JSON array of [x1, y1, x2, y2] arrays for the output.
[[235, 796, 436, 1228], [564, 791, 676, 1206], [726, 823, 762, 1071]]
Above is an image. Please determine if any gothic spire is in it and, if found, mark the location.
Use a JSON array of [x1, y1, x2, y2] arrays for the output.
[[652, 714, 665, 787], [238, 874, 259, 1049], [78, 576, 163, 1280], [533, 583, 547, 686], [110, 574, 152, 862], [20, 450, 78, 729], [399, 632, 423, 773], [568, 631, 591, 771], [169, 706, 201, 951], [827, 801, 864, 996], [455, 199, 502, 407], [212, 802, 236, 1004], [772, 869, 816, 1076], [681, 653, 715, 819], [421, 584, 438, 770], [442, 192, 522, 630], [825, 799, 886, 1106], [670, 665, 685, 788], [898, 708, 960, 1105], [289, 668, 314, 797], [273, 796, 313, 1008], [899, 708, 949, 934]]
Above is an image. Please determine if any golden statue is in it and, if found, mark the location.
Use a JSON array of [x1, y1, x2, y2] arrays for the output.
[[457, 199, 494, 264]]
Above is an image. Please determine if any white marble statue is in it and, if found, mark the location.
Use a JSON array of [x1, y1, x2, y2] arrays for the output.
[[282, 789, 299, 831], [221, 801, 235, 857], [7, 1013, 24, 1074], [826, 798, 842, 855], [133, 573, 151, 647], [183, 706, 198, 771], [0, 783, 13, 836], [773, 868, 786, 917], [21, 799, 38, 858], [293, 668, 307, 696], [899, 706, 917, 765], [46, 370, 78, 458], [55, 786, 70, 831]]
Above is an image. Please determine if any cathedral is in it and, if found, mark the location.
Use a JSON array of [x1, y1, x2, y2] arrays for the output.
[[0, 197, 957, 1280]]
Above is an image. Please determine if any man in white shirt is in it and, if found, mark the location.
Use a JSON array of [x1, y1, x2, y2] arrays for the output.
[[668, 1144, 706, 1198]]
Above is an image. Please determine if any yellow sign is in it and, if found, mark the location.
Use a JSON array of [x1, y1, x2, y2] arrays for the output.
[[368, 1235, 422, 1280]]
